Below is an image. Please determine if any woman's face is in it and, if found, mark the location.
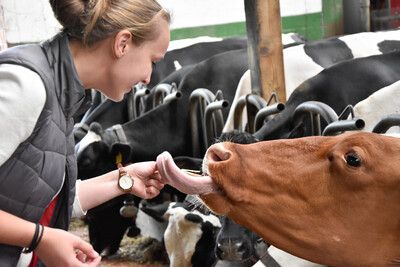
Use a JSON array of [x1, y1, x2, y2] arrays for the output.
[[104, 18, 170, 101]]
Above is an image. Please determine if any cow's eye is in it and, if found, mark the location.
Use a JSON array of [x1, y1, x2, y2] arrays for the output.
[[345, 151, 361, 167]]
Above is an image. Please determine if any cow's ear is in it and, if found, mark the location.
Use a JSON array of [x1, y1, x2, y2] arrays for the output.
[[110, 143, 131, 164], [89, 122, 103, 134], [140, 202, 170, 222]]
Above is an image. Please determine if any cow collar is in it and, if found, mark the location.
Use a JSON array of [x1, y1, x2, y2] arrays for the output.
[[105, 124, 127, 143], [112, 124, 127, 143]]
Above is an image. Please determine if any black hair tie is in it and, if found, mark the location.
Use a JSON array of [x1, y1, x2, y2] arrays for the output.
[[22, 223, 45, 254]]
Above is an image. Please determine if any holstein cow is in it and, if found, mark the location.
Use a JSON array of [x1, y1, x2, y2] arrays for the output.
[[283, 28, 400, 95], [156, 131, 400, 266], [75, 48, 250, 254], [253, 50, 400, 141], [223, 30, 400, 133], [140, 200, 221, 267], [148, 36, 247, 89]]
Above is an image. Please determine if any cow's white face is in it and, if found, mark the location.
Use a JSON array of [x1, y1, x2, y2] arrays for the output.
[[163, 203, 220, 267]]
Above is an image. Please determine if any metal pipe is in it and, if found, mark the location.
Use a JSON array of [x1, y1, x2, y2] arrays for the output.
[[338, 105, 355, 120], [204, 100, 229, 148], [163, 91, 182, 104], [233, 94, 268, 132], [153, 83, 172, 108], [189, 89, 215, 157], [246, 94, 268, 110], [126, 90, 135, 121], [254, 102, 285, 132], [322, 119, 365, 136], [292, 101, 338, 136], [372, 114, 400, 133], [245, 94, 268, 133], [133, 88, 150, 118]]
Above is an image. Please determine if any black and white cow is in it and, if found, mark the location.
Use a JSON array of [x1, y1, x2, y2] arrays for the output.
[[151, 32, 306, 90], [223, 29, 400, 133], [148, 36, 247, 89], [253, 50, 400, 141], [140, 200, 221, 267], [283, 28, 400, 95]]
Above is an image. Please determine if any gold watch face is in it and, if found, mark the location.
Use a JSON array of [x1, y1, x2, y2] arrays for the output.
[[119, 174, 133, 190]]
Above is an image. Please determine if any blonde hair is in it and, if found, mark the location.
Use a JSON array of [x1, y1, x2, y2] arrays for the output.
[[50, 0, 170, 46]]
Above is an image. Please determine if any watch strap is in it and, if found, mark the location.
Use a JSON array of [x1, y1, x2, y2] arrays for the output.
[[118, 163, 127, 176]]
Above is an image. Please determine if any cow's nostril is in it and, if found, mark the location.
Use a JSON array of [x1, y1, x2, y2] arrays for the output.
[[208, 146, 230, 163]]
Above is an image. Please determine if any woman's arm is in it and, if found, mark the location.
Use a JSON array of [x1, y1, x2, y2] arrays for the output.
[[77, 161, 164, 212], [0, 210, 36, 248]]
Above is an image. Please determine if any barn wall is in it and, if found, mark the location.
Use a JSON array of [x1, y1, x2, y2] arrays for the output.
[[1, 0, 343, 45]]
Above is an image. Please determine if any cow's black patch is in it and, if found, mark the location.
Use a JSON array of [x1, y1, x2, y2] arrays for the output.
[[185, 213, 203, 224], [378, 40, 400, 54], [303, 38, 353, 68]]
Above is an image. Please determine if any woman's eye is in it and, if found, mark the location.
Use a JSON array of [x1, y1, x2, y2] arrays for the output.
[[152, 62, 156, 69], [345, 151, 361, 167]]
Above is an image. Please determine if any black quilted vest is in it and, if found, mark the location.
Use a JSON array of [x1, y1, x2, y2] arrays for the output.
[[0, 31, 92, 266]]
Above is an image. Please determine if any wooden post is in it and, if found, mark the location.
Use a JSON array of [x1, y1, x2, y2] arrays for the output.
[[244, 0, 286, 102]]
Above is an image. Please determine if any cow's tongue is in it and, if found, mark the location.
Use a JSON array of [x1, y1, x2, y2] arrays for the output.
[[156, 151, 218, 195]]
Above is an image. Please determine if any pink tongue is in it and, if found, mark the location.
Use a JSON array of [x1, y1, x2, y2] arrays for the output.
[[156, 151, 218, 195]]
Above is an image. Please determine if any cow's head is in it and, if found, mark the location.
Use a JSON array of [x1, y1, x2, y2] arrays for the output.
[[75, 122, 131, 180], [144, 201, 221, 267], [157, 132, 400, 266], [216, 215, 267, 264]]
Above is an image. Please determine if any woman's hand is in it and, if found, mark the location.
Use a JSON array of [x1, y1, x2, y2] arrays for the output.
[[35, 227, 101, 267], [125, 161, 165, 199]]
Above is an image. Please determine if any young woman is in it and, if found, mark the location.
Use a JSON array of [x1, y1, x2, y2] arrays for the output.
[[0, 0, 170, 266]]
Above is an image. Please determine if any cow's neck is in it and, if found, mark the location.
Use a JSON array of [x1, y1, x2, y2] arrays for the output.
[[228, 201, 400, 266]]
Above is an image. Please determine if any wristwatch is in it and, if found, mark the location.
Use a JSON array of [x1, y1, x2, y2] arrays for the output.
[[117, 163, 134, 192]]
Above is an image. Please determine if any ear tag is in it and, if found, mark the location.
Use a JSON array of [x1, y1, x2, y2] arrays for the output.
[[116, 152, 122, 165]]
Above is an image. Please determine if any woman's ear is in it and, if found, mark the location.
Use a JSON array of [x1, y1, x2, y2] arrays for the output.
[[113, 30, 132, 58]]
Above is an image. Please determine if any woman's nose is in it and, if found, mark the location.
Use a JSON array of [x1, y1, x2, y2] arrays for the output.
[[141, 72, 152, 85], [141, 77, 150, 85]]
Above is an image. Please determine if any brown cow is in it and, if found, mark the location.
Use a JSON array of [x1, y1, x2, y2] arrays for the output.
[[156, 132, 400, 266]]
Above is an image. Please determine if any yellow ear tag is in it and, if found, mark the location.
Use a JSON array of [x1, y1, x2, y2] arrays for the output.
[[116, 152, 122, 165]]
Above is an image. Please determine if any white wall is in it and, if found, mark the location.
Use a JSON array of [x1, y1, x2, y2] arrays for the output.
[[158, 0, 246, 30], [1, 0, 322, 44]]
